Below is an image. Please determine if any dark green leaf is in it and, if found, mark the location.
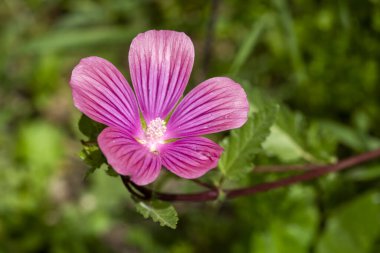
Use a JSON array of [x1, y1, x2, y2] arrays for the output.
[[105, 166, 119, 177], [80, 143, 106, 177], [78, 114, 105, 140]]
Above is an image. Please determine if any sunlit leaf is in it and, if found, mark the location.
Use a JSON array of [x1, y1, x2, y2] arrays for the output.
[[80, 144, 106, 174], [263, 106, 336, 163], [135, 201, 179, 229]]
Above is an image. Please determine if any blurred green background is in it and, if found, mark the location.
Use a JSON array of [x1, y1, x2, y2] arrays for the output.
[[1, 0, 380, 252]]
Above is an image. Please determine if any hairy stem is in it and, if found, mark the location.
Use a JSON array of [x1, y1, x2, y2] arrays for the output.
[[121, 148, 380, 202]]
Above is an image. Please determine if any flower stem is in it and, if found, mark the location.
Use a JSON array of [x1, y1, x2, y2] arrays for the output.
[[121, 148, 380, 202], [253, 164, 322, 173]]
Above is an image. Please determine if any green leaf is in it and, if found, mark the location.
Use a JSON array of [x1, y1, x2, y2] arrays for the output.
[[135, 201, 179, 229], [320, 120, 380, 152], [263, 106, 336, 163], [263, 106, 315, 162], [78, 114, 108, 176], [345, 164, 380, 182], [316, 192, 380, 253], [78, 114, 105, 140], [305, 122, 337, 163], [105, 165, 119, 177], [250, 186, 318, 253], [80, 144, 107, 177], [219, 94, 278, 180]]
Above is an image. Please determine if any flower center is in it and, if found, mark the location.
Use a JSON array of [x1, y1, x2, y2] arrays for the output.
[[140, 117, 167, 152]]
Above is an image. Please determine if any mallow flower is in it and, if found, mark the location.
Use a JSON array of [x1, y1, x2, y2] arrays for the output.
[[70, 30, 249, 185]]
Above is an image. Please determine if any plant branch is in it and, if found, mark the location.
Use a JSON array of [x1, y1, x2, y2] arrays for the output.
[[191, 179, 216, 189], [253, 164, 322, 173], [121, 148, 380, 202]]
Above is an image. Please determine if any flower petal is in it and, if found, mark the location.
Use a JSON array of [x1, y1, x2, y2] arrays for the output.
[[98, 127, 161, 185], [166, 77, 249, 138], [160, 137, 223, 179], [70, 56, 141, 135], [128, 30, 194, 122]]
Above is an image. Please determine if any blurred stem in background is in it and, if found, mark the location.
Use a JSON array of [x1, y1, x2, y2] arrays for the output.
[[202, 0, 220, 79]]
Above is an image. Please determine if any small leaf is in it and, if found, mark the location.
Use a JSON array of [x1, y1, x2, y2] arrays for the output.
[[263, 106, 316, 162], [80, 143, 107, 178], [78, 114, 108, 177], [263, 106, 336, 163], [263, 124, 316, 162], [219, 93, 278, 180], [105, 166, 119, 177], [78, 114, 105, 140], [135, 201, 179, 229], [80, 144, 106, 168]]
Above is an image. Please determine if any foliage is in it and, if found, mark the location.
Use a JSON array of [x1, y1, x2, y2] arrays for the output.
[[263, 105, 337, 164], [219, 89, 279, 180], [135, 201, 179, 229], [77, 114, 113, 177], [78, 114, 105, 141], [1, 0, 380, 252], [317, 192, 380, 253]]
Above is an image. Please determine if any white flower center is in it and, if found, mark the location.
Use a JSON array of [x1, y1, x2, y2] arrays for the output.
[[140, 117, 167, 152]]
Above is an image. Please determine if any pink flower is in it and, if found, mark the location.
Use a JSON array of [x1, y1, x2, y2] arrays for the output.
[[70, 30, 249, 185]]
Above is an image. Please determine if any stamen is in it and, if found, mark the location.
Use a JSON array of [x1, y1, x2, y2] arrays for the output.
[[146, 118, 167, 141], [140, 117, 167, 152]]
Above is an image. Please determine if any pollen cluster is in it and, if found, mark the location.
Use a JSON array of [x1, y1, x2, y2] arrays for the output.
[[146, 118, 167, 141], [141, 117, 167, 152]]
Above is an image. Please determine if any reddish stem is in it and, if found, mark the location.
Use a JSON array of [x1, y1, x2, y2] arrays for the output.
[[121, 148, 380, 202]]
